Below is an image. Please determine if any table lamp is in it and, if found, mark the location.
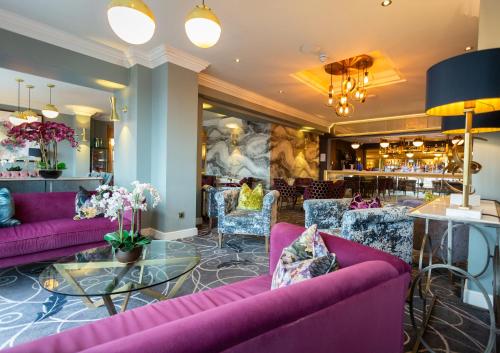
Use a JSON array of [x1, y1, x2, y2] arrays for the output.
[[426, 48, 500, 209]]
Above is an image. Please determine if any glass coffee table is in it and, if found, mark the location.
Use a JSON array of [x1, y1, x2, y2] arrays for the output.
[[39, 240, 200, 315]]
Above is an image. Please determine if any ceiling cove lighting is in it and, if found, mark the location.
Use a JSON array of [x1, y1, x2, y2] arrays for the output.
[[351, 142, 360, 150], [107, 0, 156, 45], [185, 0, 222, 49], [426, 48, 500, 208], [42, 84, 59, 119], [380, 139, 390, 148]]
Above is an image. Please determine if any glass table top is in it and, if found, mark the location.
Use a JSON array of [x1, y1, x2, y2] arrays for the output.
[[39, 240, 200, 297]]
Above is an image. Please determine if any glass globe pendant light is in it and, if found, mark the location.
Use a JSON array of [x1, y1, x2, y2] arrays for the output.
[[42, 84, 59, 119], [185, 0, 222, 48], [107, 0, 156, 45], [412, 137, 424, 147], [9, 78, 28, 126], [351, 142, 361, 149], [23, 85, 39, 123]]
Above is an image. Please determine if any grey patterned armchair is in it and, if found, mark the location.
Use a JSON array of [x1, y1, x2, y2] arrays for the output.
[[203, 186, 239, 229], [304, 199, 413, 263], [215, 188, 280, 252]]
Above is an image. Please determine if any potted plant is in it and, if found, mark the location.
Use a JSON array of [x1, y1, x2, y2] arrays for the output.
[[91, 181, 160, 263], [1, 121, 78, 179]]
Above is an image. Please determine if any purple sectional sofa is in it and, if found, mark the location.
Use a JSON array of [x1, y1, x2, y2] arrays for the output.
[[6, 222, 411, 353], [0, 192, 132, 268]]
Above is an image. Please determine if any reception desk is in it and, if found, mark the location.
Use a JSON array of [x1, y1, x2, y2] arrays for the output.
[[0, 177, 103, 193]]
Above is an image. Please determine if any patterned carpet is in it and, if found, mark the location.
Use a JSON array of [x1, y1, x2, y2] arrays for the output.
[[0, 208, 492, 352]]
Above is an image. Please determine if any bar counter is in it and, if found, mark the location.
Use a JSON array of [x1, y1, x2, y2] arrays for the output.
[[324, 170, 463, 180], [0, 177, 103, 193]]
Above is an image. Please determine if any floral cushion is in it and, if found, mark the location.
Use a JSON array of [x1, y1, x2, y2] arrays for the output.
[[271, 224, 338, 289], [237, 183, 264, 211], [349, 192, 382, 210], [74, 186, 101, 220]]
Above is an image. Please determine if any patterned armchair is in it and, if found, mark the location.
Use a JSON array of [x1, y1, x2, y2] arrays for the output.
[[304, 198, 413, 263], [215, 188, 280, 252], [203, 186, 239, 229], [273, 178, 300, 209], [303, 180, 345, 200]]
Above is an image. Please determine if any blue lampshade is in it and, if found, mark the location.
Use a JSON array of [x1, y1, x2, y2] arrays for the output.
[[442, 111, 500, 134], [426, 48, 500, 116]]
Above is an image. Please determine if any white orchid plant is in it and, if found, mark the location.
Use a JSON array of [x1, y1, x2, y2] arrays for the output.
[[91, 181, 161, 252]]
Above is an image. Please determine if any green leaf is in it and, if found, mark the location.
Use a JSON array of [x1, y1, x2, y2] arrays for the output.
[[104, 232, 123, 249], [122, 230, 130, 240], [135, 237, 151, 246]]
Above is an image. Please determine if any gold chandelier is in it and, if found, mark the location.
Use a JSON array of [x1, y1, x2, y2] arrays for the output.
[[325, 55, 373, 117]]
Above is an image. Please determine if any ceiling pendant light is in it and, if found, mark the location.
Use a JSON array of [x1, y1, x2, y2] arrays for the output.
[[412, 137, 424, 147], [351, 142, 361, 149], [42, 84, 59, 119], [23, 85, 39, 123], [185, 0, 222, 48], [327, 72, 334, 106], [406, 152, 414, 158], [107, 0, 156, 45], [9, 78, 28, 126], [451, 136, 464, 145], [380, 139, 390, 148]]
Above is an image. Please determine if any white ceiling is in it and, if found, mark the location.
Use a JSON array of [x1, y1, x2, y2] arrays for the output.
[[0, 68, 110, 116], [0, 0, 480, 126]]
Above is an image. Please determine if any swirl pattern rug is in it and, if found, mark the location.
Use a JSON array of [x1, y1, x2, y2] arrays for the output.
[[0, 209, 492, 352]]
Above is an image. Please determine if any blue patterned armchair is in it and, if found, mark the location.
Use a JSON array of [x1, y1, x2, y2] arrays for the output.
[[304, 199, 413, 263], [215, 188, 280, 252], [203, 186, 239, 229]]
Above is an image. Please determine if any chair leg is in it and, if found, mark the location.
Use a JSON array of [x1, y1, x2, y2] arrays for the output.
[[218, 232, 223, 248], [209, 218, 214, 230], [265, 236, 269, 253]]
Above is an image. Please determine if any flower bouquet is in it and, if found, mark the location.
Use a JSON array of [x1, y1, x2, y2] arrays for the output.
[[1, 121, 78, 179], [91, 181, 160, 263]]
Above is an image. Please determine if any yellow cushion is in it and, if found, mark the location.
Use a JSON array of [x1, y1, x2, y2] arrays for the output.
[[237, 183, 264, 211]]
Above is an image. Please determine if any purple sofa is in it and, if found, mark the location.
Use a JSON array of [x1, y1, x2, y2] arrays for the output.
[[6, 222, 411, 353], [0, 192, 132, 268]]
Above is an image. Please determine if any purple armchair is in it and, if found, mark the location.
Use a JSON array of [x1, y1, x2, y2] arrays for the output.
[[0, 192, 132, 268], [6, 223, 411, 353]]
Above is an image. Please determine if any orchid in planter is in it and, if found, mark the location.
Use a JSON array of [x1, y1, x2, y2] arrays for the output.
[[91, 181, 161, 263], [1, 121, 78, 178]]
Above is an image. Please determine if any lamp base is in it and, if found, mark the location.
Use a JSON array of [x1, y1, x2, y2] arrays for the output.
[[446, 205, 482, 220]]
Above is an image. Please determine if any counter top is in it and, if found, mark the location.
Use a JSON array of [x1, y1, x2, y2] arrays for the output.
[[409, 196, 500, 226], [0, 177, 102, 181]]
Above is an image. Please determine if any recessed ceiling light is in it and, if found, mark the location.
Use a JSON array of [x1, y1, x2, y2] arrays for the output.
[[465, 46, 473, 51], [381, 0, 392, 7], [279, 90, 284, 94], [235, 58, 240, 63]]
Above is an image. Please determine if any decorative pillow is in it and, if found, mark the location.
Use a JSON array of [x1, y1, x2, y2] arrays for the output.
[[237, 183, 264, 211], [74, 186, 100, 220], [271, 224, 338, 289], [349, 192, 382, 210], [0, 188, 20, 227]]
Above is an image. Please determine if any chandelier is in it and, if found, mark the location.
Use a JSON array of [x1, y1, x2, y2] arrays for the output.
[[325, 55, 373, 117]]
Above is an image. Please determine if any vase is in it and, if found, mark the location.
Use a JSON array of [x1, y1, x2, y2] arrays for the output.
[[39, 169, 63, 179], [115, 246, 143, 263]]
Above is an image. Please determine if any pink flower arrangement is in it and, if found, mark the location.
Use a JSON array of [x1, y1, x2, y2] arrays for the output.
[[2, 121, 78, 169]]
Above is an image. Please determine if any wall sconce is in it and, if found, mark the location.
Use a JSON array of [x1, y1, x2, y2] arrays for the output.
[[109, 97, 128, 122], [80, 128, 88, 142]]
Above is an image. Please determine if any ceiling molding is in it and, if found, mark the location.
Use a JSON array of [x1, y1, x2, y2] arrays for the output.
[[198, 73, 331, 128], [0, 9, 211, 73], [149, 45, 210, 73], [0, 8, 128, 67]]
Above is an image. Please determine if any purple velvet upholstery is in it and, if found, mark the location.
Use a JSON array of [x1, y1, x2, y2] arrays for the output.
[[5, 222, 410, 353], [0, 192, 132, 268]]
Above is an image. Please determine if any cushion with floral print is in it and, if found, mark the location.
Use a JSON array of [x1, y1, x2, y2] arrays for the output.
[[349, 192, 382, 210], [271, 224, 338, 289], [74, 186, 102, 220]]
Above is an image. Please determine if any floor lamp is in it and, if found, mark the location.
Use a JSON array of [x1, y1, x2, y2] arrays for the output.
[[425, 48, 500, 209]]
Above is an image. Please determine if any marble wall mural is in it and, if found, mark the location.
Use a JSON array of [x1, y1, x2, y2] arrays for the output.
[[204, 119, 271, 185], [203, 119, 319, 186], [270, 125, 319, 180]]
